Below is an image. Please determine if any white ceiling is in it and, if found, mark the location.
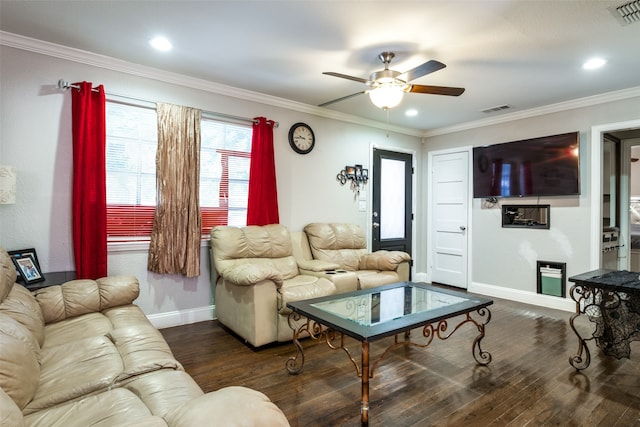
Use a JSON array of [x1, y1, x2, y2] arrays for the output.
[[1, 0, 639, 133]]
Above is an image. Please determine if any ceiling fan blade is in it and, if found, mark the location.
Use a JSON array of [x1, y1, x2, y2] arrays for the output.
[[322, 72, 369, 84], [398, 60, 446, 82], [318, 91, 366, 107], [409, 84, 465, 96]]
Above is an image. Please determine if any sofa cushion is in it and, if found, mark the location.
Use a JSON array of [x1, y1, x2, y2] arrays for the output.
[[108, 325, 182, 382], [34, 279, 101, 323], [0, 314, 40, 410], [164, 385, 290, 427], [0, 387, 24, 427], [42, 312, 113, 348], [304, 223, 369, 271], [0, 283, 45, 346], [211, 224, 299, 280], [33, 276, 139, 324], [24, 335, 123, 415], [96, 275, 141, 307], [104, 304, 154, 329], [23, 388, 164, 427], [122, 370, 203, 419]]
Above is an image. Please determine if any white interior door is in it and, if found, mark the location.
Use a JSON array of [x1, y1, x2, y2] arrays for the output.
[[429, 149, 470, 288]]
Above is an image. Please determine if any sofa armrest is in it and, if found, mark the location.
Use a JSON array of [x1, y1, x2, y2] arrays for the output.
[[33, 275, 139, 324], [359, 250, 411, 271], [220, 264, 284, 288], [165, 386, 290, 427], [296, 259, 340, 272]]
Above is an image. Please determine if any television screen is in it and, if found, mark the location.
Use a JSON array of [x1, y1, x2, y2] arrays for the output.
[[473, 132, 580, 198]]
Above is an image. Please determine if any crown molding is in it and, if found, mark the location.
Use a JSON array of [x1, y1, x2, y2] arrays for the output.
[[0, 31, 421, 138], [5, 30, 634, 140], [423, 86, 640, 138]]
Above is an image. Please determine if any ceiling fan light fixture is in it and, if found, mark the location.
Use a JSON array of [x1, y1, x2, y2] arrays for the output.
[[368, 84, 405, 109]]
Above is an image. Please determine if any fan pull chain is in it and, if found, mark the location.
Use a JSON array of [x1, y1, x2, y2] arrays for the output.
[[386, 108, 390, 138]]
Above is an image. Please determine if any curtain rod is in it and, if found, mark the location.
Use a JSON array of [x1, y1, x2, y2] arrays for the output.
[[56, 79, 278, 127]]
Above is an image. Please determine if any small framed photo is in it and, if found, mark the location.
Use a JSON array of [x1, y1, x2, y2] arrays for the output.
[[12, 254, 44, 285], [8, 248, 41, 284]]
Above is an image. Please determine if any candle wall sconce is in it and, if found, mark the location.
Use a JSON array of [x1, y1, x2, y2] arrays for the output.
[[337, 164, 368, 193]]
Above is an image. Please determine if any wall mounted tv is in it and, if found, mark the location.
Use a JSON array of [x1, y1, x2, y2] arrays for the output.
[[473, 131, 580, 198]]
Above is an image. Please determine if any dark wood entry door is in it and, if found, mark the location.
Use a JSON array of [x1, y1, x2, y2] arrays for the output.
[[371, 148, 413, 257]]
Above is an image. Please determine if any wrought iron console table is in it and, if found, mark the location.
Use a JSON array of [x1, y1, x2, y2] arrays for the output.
[[568, 269, 640, 370]]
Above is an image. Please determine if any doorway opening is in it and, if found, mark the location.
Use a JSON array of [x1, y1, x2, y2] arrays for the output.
[[590, 120, 640, 271]]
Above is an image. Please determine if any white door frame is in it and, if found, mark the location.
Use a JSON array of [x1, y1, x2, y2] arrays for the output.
[[427, 146, 473, 285], [590, 119, 640, 269]]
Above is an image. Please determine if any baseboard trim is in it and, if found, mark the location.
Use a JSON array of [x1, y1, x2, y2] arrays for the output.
[[413, 272, 428, 283], [147, 305, 216, 329], [469, 282, 575, 312]]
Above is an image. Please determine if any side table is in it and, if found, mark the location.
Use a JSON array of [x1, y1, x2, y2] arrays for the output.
[[25, 271, 77, 292], [568, 269, 640, 370]]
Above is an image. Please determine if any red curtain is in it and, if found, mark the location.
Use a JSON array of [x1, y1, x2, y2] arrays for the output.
[[71, 82, 107, 279], [246, 117, 279, 225]]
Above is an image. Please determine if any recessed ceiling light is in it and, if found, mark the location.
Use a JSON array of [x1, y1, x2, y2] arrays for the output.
[[405, 109, 418, 117], [149, 36, 173, 52], [582, 57, 606, 70]]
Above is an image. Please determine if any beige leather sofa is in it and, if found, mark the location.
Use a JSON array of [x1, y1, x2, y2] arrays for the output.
[[302, 223, 411, 289], [210, 223, 411, 347], [0, 247, 289, 427], [210, 224, 336, 347]]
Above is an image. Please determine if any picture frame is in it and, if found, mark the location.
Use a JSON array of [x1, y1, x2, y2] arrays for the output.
[[8, 248, 41, 284], [11, 253, 44, 285]]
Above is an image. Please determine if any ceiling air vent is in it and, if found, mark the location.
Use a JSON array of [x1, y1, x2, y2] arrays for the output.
[[481, 104, 512, 114], [610, 0, 640, 25]]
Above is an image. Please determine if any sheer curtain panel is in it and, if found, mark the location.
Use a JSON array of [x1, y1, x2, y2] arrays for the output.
[[147, 103, 202, 277], [246, 117, 279, 225], [71, 82, 107, 279]]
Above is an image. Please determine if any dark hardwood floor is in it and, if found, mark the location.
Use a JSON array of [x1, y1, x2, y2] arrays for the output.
[[160, 295, 639, 426]]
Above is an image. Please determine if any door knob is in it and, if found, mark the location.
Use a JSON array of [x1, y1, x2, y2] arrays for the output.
[[373, 222, 380, 228], [459, 226, 466, 231]]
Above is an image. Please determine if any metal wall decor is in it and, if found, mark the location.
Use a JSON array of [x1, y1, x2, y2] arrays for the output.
[[337, 164, 368, 193]]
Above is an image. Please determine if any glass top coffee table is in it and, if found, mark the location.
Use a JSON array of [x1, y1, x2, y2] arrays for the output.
[[285, 281, 493, 427]]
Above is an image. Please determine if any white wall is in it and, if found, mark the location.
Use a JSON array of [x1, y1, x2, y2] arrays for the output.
[[421, 98, 640, 305], [0, 45, 422, 326]]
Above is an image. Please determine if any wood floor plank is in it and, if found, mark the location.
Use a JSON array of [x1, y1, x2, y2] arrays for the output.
[[161, 295, 640, 426]]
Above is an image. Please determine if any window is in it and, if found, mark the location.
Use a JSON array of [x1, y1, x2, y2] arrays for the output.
[[105, 101, 252, 240], [200, 119, 252, 232]]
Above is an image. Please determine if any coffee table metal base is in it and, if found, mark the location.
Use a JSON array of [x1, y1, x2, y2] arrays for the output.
[[286, 308, 492, 426]]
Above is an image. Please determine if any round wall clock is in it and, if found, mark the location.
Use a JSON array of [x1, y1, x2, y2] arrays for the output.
[[288, 122, 315, 154]]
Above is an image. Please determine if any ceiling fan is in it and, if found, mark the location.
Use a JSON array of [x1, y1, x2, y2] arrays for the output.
[[319, 52, 465, 109]]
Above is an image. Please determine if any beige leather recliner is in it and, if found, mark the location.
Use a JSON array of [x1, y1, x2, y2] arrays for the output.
[[210, 224, 336, 347], [302, 223, 411, 289]]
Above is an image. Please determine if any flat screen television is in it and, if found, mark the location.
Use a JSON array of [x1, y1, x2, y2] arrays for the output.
[[473, 131, 580, 198]]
